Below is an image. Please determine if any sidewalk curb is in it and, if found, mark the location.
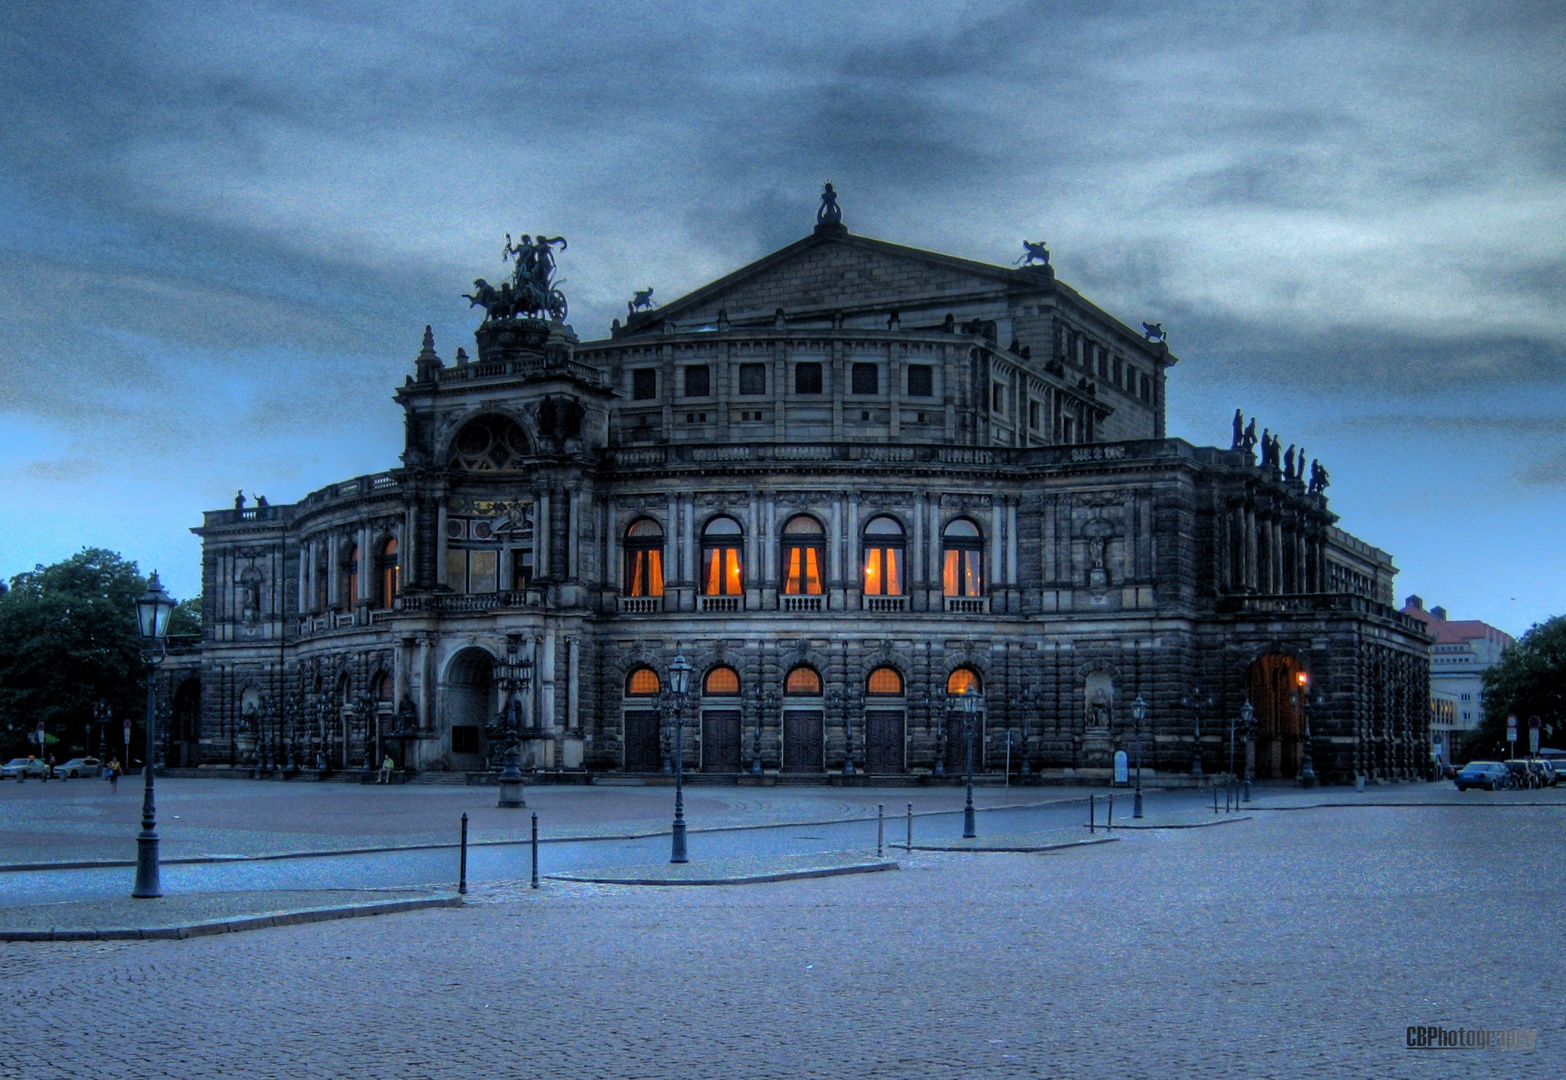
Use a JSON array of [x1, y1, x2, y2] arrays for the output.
[[546, 860, 898, 887], [905, 836, 1121, 853], [0, 895, 462, 942], [1082, 815, 1253, 830]]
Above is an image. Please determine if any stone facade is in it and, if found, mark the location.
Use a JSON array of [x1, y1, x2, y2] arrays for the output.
[[178, 214, 1431, 784]]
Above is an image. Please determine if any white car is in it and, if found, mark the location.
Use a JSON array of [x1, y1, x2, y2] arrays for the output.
[[52, 757, 101, 779], [1, 758, 48, 779]]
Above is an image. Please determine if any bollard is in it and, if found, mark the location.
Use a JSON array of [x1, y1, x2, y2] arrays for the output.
[[459, 812, 469, 896], [531, 811, 540, 889], [1089, 794, 1095, 834], [1107, 793, 1114, 832], [1213, 784, 1219, 814], [877, 803, 884, 858], [906, 803, 913, 851]]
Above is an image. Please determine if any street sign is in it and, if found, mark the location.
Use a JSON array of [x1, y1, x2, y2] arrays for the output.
[[1507, 715, 1517, 732], [1529, 715, 1541, 730], [1113, 750, 1129, 784], [123, 718, 131, 747], [1530, 729, 1540, 753]]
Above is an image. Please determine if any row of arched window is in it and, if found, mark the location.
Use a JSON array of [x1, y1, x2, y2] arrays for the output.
[[623, 515, 985, 599], [314, 538, 399, 612], [625, 664, 983, 698]]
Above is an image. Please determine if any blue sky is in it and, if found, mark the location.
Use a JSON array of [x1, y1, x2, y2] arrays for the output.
[[1, 0, 1562, 635]]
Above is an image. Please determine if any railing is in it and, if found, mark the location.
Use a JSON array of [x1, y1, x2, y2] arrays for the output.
[[864, 596, 907, 612], [1215, 592, 1427, 632], [603, 438, 1204, 472], [699, 596, 742, 613], [395, 590, 542, 614], [619, 596, 662, 614], [333, 612, 357, 628], [780, 595, 823, 612], [944, 596, 989, 614]]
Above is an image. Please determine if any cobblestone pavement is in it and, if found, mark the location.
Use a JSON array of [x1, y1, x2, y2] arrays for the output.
[[2, 799, 1559, 1079]]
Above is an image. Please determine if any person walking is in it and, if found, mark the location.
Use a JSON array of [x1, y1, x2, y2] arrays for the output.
[[44, 753, 55, 782], [108, 757, 121, 793], [377, 754, 395, 784]]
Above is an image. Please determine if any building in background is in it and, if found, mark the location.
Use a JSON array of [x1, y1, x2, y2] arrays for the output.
[[1400, 596, 1514, 763], [170, 188, 1432, 785]]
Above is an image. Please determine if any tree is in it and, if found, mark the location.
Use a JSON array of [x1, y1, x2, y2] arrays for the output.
[[169, 595, 203, 637], [0, 548, 148, 758], [1462, 615, 1566, 759]]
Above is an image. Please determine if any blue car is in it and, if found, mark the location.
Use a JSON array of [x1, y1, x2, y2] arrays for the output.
[[1454, 761, 1508, 791]]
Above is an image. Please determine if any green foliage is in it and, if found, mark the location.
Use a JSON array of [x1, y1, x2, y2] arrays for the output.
[[1462, 615, 1566, 759], [0, 548, 149, 757], [169, 595, 203, 637]]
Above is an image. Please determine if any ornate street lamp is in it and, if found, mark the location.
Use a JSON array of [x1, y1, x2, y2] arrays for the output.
[[1294, 670, 1318, 788], [495, 646, 533, 809], [131, 572, 177, 899], [668, 653, 692, 863], [1183, 687, 1212, 778], [1131, 694, 1147, 819], [961, 686, 979, 838], [93, 699, 110, 763]]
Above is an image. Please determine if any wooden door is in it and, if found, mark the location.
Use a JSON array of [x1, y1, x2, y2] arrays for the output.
[[784, 710, 824, 773], [623, 710, 661, 772], [702, 710, 742, 772], [946, 714, 983, 775], [864, 710, 906, 774]]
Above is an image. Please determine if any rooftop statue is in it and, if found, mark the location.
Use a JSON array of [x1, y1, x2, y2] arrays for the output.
[[1142, 322, 1166, 343], [817, 182, 842, 226], [1231, 409, 1244, 450], [1017, 240, 1050, 267], [628, 287, 655, 316], [1309, 459, 1331, 495], [464, 232, 570, 321]]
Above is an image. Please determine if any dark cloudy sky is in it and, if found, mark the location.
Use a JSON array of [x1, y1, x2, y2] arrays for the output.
[[2, 0, 1562, 633]]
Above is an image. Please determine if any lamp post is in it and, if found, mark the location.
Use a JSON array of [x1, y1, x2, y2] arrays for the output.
[[1131, 694, 1147, 818], [1019, 684, 1038, 778], [131, 572, 177, 899], [93, 700, 110, 763], [668, 653, 691, 863], [842, 687, 858, 777], [1239, 700, 1256, 802], [825, 686, 843, 772], [933, 690, 948, 779], [961, 686, 979, 838], [1294, 671, 1317, 788], [495, 645, 533, 809]]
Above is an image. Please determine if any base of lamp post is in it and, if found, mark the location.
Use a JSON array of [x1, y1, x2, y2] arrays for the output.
[[132, 831, 161, 898], [1241, 778, 1251, 802], [1133, 785, 1144, 818], [498, 778, 526, 808], [670, 817, 688, 863]]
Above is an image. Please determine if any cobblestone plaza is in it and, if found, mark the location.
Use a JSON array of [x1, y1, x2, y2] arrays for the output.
[[2, 781, 1560, 1079]]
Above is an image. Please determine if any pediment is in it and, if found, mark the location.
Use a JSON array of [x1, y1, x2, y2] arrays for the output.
[[627, 230, 1051, 331]]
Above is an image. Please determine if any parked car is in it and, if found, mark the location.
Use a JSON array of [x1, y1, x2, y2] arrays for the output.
[[1, 757, 49, 780], [1502, 760, 1538, 789], [52, 757, 100, 779], [1454, 761, 1508, 791]]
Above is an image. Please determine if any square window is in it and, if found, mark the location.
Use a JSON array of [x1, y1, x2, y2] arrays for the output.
[[683, 365, 710, 398], [1029, 400, 1041, 429], [795, 362, 823, 394], [852, 363, 878, 395], [992, 384, 1004, 411], [907, 365, 933, 397], [632, 368, 657, 400], [1140, 373, 1152, 402], [861, 410, 870, 421], [738, 363, 766, 395], [1113, 356, 1123, 386]]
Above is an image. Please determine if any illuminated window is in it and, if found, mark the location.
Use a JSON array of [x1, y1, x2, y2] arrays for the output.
[[942, 519, 984, 597], [379, 538, 399, 608], [867, 667, 904, 696], [701, 517, 744, 595], [624, 519, 665, 597], [781, 515, 825, 595], [946, 668, 982, 695], [447, 548, 498, 595], [378, 673, 394, 700], [785, 666, 822, 695], [862, 516, 905, 596], [704, 666, 741, 695], [626, 667, 661, 696]]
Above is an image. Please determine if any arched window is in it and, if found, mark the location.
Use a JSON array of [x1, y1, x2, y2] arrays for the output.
[[862, 516, 905, 596], [867, 667, 904, 695], [313, 547, 329, 612], [942, 519, 984, 597], [701, 517, 744, 596], [450, 414, 531, 471], [337, 673, 353, 706], [377, 672, 394, 701], [704, 666, 741, 695], [624, 519, 665, 597], [343, 544, 360, 609], [785, 666, 822, 696], [781, 515, 825, 595], [947, 667, 982, 695], [626, 667, 661, 696], [379, 538, 399, 608]]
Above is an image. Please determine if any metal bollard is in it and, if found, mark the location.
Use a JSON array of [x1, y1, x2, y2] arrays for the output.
[[459, 812, 469, 896], [877, 803, 884, 858], [1089, 794, 1095, 834], [531, 811, 540, 889], [906, 802, 913, 851], [1107, 794, 1114, 832], [1213, 785, 1219, 814]]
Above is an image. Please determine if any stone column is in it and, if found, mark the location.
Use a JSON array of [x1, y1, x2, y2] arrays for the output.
[[537, 490, 551, 579], [435, 504, 450, 588], [417, 637, 434, 732], [566, 635, 580, 731]]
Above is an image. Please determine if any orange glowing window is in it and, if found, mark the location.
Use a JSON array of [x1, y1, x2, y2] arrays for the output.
[[942, 519, 984, 597], [701, 516, 743, 595], [946, 668, 981, 695], [625, 519, 665, 597], [704, 667, 741, 695], [862, 516, 905, 596], [785, 666, 822, 695], [867, 667, 904, 695], [380, 538, 399, 607], [378, 673, 394, 700], [627, 667, 661, 696], [782, 515, 824, 595], [344, 544, 360, 608]]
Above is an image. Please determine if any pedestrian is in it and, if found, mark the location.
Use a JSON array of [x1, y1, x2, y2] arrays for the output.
[[45, 753, 55, 782], [108, 757, 121, 793], [377, 754, 394, 784]]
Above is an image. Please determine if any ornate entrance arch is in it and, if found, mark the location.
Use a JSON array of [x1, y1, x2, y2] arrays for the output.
[[443, 648, 494, 771], [1249, 654, 1303, 779]]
